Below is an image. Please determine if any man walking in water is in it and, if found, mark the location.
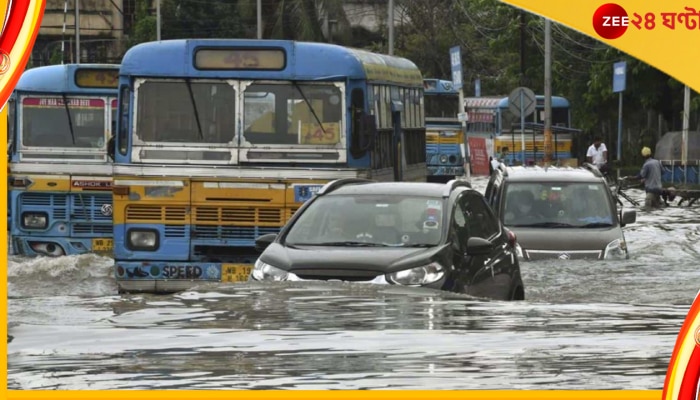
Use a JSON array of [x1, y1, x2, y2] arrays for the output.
[[632, 146, 664, 209], [586, 136, 609, 175]]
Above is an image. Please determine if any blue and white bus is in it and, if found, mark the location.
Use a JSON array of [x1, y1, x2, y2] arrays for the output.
[[8, 64, 119, 257], [465, 95, 577, 165], [423, 78, 464, 182], [111, 39, 427, 292]]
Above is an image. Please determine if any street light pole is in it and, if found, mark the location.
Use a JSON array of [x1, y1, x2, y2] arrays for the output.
[[388, 0, 394, 55], [156, 0, 161, 40], [544, 18, 552, 164], [257, 0, 262, 39], [75, 0, 80, 64]]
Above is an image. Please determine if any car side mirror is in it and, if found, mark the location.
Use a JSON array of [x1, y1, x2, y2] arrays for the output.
[[620, 209, 636, 227], [466, 237, 494, 256], [255, 233, 277, 252]]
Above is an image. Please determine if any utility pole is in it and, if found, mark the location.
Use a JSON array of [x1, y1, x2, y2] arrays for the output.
[[75, 0, 80, 64], [156, 0, 161, 40], [544, 18, 552, 164], [519, 11, 526, 85], [388, 0, 394, 55], [257, 0, 262, 39]]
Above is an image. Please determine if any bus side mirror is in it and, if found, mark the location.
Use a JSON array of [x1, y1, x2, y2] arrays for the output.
[[107, 135, 115, 161]]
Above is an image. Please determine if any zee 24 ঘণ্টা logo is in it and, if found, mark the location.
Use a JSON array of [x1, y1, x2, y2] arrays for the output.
[[592, 3, 700, 39]]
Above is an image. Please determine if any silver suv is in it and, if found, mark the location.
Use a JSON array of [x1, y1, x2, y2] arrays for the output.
[[484, 164, 636, 260]]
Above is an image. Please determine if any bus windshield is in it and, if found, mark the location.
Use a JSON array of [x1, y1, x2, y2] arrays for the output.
[[21, 97, 106, 148], [136, 80, 236, 144], [424, 93, 459, 120], [243, 82, 342, 146], [133, 80, 344, 147]]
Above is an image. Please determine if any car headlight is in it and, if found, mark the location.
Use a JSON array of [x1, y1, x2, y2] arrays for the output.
[[21, 212, 47, 229], [127, 229, 158, 251], [515, 243, 524, 259], [386, 262, 445, 286], [251, 259, 289, 281], [603, 238, 627, 260]]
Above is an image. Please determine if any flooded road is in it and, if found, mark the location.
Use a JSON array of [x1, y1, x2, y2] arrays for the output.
[[7, 178, 700, 390]]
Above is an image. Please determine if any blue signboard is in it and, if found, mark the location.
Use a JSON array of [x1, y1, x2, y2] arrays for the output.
[[613, 61, 626, 93], [474, 78, 481, 97], [293, 184, 324, 203], [450, 46, 463, 90]]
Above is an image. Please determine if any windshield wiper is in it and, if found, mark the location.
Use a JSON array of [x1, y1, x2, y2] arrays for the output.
[[293, 241, 388, 247], [580, 222, 613, 228], [292, 81, 326, 135], [61, 94, 76, 145], [518, 222, 575, 228], [184, 78, 204, 140]]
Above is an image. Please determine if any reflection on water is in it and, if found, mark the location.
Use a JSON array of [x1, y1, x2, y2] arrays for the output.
[[7, 179, 700, 390]]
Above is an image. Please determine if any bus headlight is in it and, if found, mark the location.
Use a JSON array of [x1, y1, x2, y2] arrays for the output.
[[21, 212, 48, 229], [127, 229, 159, 251], [439, 154, 448, 163]]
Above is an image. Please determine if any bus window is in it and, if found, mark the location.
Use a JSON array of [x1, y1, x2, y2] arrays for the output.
[[118, 85, 129, 155], [135, 80, 235, 144], [552, 107, 570, 127], [7, 99, 14, 154], [110, 98, 117, 135], [242, 83, 342, 146], [21, 97, 106, 148], [424, 92, 460, 119]]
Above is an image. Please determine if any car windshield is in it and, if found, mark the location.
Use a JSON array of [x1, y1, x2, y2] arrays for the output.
[[285, 195, 446, 247], [502, 182, 614, 228]]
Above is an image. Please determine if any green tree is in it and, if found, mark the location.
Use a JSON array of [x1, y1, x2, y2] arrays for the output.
[[129, 0, 157, 47], [161, 0, 245, 39], [236, 0, 352, 43]]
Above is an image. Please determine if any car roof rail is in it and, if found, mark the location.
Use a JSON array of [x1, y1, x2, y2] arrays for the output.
[[317, 178, 375, 195], [443, 179, 472, 197], [581, 162, 604, 177]]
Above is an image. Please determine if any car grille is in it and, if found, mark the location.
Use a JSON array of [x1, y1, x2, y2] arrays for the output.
[[291, 269, 381, 282], [19, 192, 112, 236], [525, 250, 602, 260]]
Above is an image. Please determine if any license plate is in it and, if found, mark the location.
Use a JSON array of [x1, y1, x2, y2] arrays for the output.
[[92, 238, 113, 252], [221, 264, 253, 282]]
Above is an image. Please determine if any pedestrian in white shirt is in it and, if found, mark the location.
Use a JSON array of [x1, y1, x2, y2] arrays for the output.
[[586, 137, 609, 175]]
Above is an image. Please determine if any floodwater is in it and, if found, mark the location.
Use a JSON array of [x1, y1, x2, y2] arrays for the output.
[[7, 177, 700, 390]]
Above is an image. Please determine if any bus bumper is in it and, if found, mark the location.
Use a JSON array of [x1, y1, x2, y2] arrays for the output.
[[114, 261, 253, 293], [11, 235, 113, 257], [427, 166, 465, 177]]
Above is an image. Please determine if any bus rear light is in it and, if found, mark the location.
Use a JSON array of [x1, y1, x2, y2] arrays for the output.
[[113, 186, 130, 195]]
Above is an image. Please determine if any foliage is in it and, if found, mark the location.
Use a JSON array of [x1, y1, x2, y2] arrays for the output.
[[128, 0, 156, 47]]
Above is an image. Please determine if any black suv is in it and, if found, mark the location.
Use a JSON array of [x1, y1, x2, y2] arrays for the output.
[[251, 178, 525, 301], [484, 163, 636, 260]]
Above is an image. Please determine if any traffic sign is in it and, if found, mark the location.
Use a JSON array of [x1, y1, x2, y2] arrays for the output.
[[449, 46, 463, 90], [613, 61, 626, 93], [508, 87, 536, 118]]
